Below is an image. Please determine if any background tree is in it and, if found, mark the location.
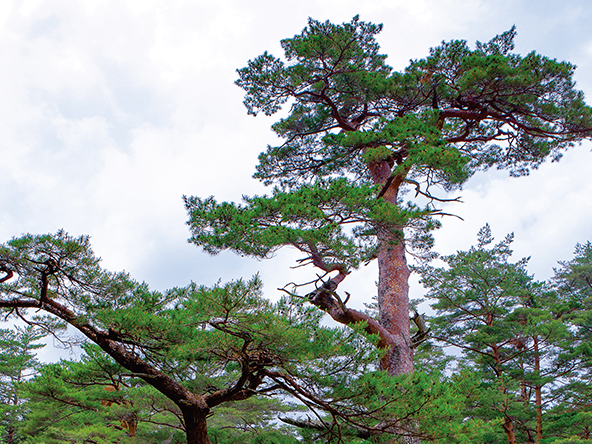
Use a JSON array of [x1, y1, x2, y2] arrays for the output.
[[416, 225, 572, 444], [553, 241, 592, 359], [19, 344, 172, 443], [184, 16, 592, 377], [0, 326, 45, 444], [544, 242, 592, 442]]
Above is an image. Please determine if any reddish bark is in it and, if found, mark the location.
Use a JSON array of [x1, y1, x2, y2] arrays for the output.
[[302, 153, 415, 376], [502, 416, 518, 444], [376, 238, 413, 375], [369, 157, 415, 375], [308, 286, 409, 362], [533, 336, 543, 444]]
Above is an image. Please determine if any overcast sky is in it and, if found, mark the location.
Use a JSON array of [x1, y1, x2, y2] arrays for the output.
[[1, 0, 591, 358]]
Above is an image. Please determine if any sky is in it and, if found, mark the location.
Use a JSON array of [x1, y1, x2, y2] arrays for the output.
[[1, 0, 591, 358]]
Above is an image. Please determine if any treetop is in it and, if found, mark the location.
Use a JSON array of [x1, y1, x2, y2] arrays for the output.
[[236, 17, 592, 188]]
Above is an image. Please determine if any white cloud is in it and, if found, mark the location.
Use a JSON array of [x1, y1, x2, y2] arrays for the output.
[[0, 0, 590, 315]]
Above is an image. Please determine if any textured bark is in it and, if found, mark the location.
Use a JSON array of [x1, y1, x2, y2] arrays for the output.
[[182, 407, 211, 444], [308, 287, 408, 356], [376, 234, 413, 375], [502, 417, 518, 444], [370, 158, 419, 443], [369, 158, 415, 376], [309, 156, 416, 376], [307, 288, 420, 442]]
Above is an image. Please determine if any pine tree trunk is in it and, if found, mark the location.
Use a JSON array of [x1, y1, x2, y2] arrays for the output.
[[533, 336, 543, 444], [181, 407, 211, 444], [369, 159, 417, 444], [369, 159, 414, 377], [502, 417, 518, 444], [6, 425, 14, 444], [377, 231, 414, 375]]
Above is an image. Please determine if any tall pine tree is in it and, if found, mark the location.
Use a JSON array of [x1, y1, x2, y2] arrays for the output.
[[185, 17, 592, 377], [546, 242, 592, 441]]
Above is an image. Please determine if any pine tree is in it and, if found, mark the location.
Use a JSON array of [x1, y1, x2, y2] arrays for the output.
[[184, 16, 592, 378], [545, 242, 592, 442], [416, 226, 571, 444], [19, 343, 303, 443], [0, 231, 382, 444], [0, 326, 45, 444]]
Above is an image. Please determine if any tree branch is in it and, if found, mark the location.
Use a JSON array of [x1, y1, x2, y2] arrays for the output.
[[306, 287, 406, 361], [404, 179, 463, 203], [0, 265, 13, 283]]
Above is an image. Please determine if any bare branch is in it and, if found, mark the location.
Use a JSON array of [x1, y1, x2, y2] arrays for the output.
[[404, 179, 463, 203], [0, 265, 13, 283]]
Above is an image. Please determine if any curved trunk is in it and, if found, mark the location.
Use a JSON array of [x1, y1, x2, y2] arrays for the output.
[[29, 295, 215, 444]]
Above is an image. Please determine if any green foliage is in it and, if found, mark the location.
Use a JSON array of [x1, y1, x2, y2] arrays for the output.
[[5, 16, 592, 444], [544, 380, 592, 443], [544, 242, 592, 441], [0, 231, 348, 385], [189, 16, 592, 287], [17, 346, 142, 443], [281, 369, 495, 444], [185, 176, 437, 269], [0, 325, 45, 444], [0, 231, 398, 443], [416, 225, 575, 443], [208, 428, 299, 444], [17, 343, 309, 444], [0, 230, 136, 331], [554, 241, 592, 346], [186, 16, 592, 442], [238, 17, 591, 184], [237, 16, 387, 119]]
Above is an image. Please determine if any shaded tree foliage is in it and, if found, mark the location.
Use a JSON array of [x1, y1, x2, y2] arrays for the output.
[[19, 344, 300, 444], [544, 242, 592, 442]]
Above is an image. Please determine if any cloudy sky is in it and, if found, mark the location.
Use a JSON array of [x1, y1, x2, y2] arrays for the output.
[[1, 0, 591, 356]]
